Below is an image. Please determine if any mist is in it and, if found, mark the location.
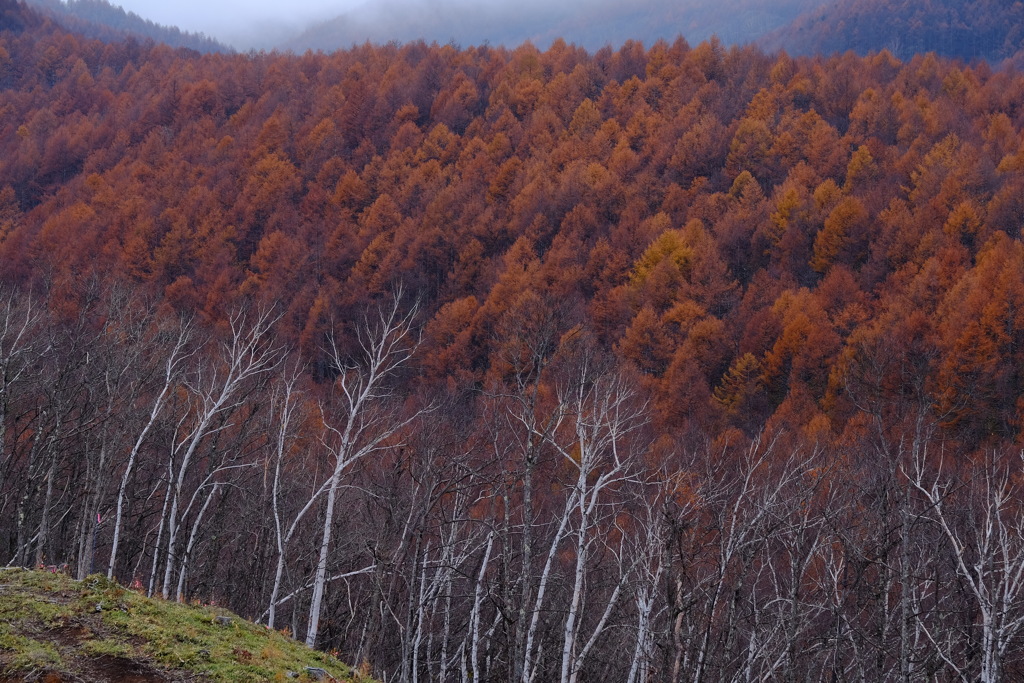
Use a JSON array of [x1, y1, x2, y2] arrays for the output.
[[111, 0, 828, 51], [112, 0, 357, 47]]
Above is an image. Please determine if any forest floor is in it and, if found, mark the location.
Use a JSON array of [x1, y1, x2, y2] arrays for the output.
[[0, 568, 360, 682]]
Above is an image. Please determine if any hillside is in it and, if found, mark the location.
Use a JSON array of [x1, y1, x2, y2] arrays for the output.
[[24, 0, 230, 53], [6, 0, 1024, 680], [0, 569, 359, 682], [764, 0, 1024, 62]]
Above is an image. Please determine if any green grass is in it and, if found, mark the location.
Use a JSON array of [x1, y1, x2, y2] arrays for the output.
[[0, 632, 64, 671], [0, 568, 365, 682]]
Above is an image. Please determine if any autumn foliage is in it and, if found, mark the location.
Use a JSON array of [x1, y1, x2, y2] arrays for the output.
[[4, 0, 1024, 678], [1, 12, 1022, 450]]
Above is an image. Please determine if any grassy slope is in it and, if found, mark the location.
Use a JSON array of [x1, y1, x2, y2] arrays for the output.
[[0, 568, 363, 682]]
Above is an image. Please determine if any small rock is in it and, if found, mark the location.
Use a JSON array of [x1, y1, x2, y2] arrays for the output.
[[304, 666, 328, 680], [214, 615, 232, 626], [94, 603, 103, 612]]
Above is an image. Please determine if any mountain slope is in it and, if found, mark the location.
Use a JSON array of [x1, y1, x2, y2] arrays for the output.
[[763, 0, 1024, 62], [0, 568, 360, 682], [25, 0, 230, 53], [9, 4, 1024, 679], [0, 0, 41, 33]]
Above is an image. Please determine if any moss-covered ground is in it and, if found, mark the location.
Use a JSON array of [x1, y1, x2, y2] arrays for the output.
[[0, 568, 364, 682]]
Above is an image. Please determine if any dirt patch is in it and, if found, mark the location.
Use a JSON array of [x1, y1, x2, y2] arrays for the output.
[[80, 654, 169, 682], [45, 624, 90, 647], [0, 660, 168, 682], [0, 657, 172, 683], [7, 618, 171, 682]]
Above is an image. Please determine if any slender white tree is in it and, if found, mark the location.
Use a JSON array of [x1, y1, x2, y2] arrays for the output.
[[264, 363, 318, 629], [305, 292, 421, 647], [518, 356, 650, 683], [107, 316, 193, 579], [626, 485, 673, 683], [157, 307, 282, 599], [669, 435, 805, 683], [908, 449, 1024, 683], [553, 367, 647, 683], [0, 288, 44, 474]]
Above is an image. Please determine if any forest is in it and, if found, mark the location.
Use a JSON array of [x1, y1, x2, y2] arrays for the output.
[[24, 0, 229, 53], [5, 0, 1024, 679], [764, 0, 1024, 63]]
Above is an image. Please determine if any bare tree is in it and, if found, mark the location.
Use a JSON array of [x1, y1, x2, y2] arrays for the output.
[[0, 288, 45, 477], [517, 356, 650, 683], [154, 307, 282, 599], [553, 367, 648, 683], [305, 293, 420, 647], [10, 304, 96, 570], [625, 482, 674, 683], [261, 361, 349, 631], [0, 288, 49, 570], [908, 449, 1024, 682], [491, 291, 566, 683], [667, 435, 808, 683], [106, 314, 193, 579], [756, 453, 835, 682]]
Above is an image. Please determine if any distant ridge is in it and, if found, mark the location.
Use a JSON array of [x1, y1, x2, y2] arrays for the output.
[[25, 0, 231, 53], [8, 0, 1019, 60], [763, 0, 1024, 63], [284, 0, 825, 52]]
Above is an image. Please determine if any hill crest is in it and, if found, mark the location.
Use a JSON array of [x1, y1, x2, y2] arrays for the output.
[[0, 569, 361, 682]]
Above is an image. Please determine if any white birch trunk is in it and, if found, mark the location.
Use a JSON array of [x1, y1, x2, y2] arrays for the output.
[[108, 320, 191, 579], [159, 309, 280, 599], [305, 292, 420, 647], [469, 533, 494, 683]]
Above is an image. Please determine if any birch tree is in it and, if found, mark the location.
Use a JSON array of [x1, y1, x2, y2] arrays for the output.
[[668, 436, 805, 683], [155, 307, 281, 599], [62, 294, 187, 580], [908, 449, 1024, 682], [626, 483, 674, 683], [106, 315, 193, 579], [0, 288, 48, 565], [0, 288, 45, 479], [519, 356, 650, 683], [262, 362, 341, 630], [305, 293, 420, 647], [11, 306, 97, 570], [491, 290, 568, 683]]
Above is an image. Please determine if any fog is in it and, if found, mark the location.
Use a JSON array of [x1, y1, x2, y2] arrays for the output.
[[113, 0, 356, 35], [114, 0, 584, 48], [111, 0, 826, 51], [113, 0, 360, 47]]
